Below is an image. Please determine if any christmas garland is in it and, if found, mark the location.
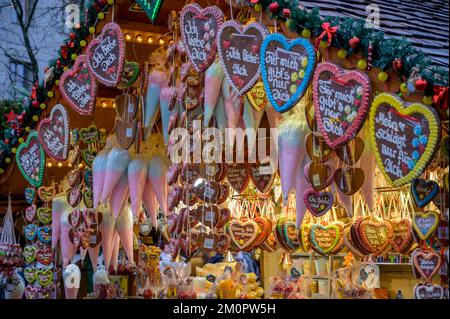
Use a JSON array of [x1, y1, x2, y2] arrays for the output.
[[0, 0, 113, 175], [251, 0, 448, 91]]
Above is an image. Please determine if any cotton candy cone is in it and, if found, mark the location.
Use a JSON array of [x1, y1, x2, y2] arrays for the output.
[[204, 60, 224, 126], [243, 96, 265, 154], [142, 179, 158, 228], [110, 172, 129, 220], [147, 153, 168, 216], [101, 147, 130, 204], [100, 208, 116, 270], [52, 194, 68, 248], [93, 151, 109, 208], [144, 70, 168, 132], [116, 204, 134, 264], [278, 112, 309, 203], [60, 222, 77, 267], [296, 157, 310, 228], [265, 104, 282, 129], [160, 86, 177, 145], [128, 156, 148, 217], [63, 264, 81, 299], [214, 96, 227, 131], [110, 232, 121, 272]]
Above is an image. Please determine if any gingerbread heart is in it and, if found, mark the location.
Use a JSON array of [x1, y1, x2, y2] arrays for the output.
[[69, 229, 81, 248], [246, 80, 269, 111], [25, 285, 38, 299], [115, 119, 137, 150], [68, 209, 82, 228], [36, 247, 53, 266], [16, 131, 45, 188], [414, 283, 445, 299], [389, 218, 412, 253], [217, 21, 268, 95], [196, 205, 219, 227], [253, 217, 272, 247], [198, 233, 219, 254], [180, 163, 201, 185], [411, 179, 439, 208], [24, 187, 36, 205], [413, 248, 442, 279], [369, 93, 441, 187], [117, 61, 140, 89], [280, 218, 301, 251], [37, 207, 52, 224], [67, 187, 82, 207], [68, 147, 81, 166], [226, 163, 250, 194], [303, 189, 333, 217], [334, 167, 365, 195], [199, 162, 225, 182], [168, 186, 183, 211], [37, 104, 70, 161], [358, 220, 393, 254], [215, 234, 231, 254], [37, 186, 55, 203], [309, 223, 340, 255], [334, 137, 365, 165], [83, 189, 93, 208], [249, 161, 275, 194], [114, 93, 139, 120], [304, 162, 335, 191], [67, 169, 82, 187], [228, 219, 258, 251], [193, 179, 221, 203], [23, 245, 37, 264], [79, 125, 98, 144], [25, 205, 37, 223], [37, 226, 52, 243], [217, 184, 229, 205], [24, 224, 38, 241], [180, 3, 224, 72], [216, 208, 231, 229], [313, 62, 371, 149], [88, 230, 102, 248], [59, 54, 97, 115], [84, 169, 93, 188], [412, 211, 439, 240], [305, 133, 334, 163], [24, 267, 37, 283], [36, 268, 53, 287], [260, 33, 316, 113], [82, 149, 96, 168], [86, 22, 125, 86]]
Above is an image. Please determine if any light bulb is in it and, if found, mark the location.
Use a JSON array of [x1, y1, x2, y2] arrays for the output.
[[159, 38, 165, 45], [136, 34, 142, 42], [125, 33, 132, 41], [147, 36, 154, 44]]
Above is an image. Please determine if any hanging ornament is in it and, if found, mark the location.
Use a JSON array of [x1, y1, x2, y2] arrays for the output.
[[433, 85, 449, 109], [415, 78, 428, 92], [349, 37, 360, 49], [5, 110, 17, 124], [366, 42, 373, 70], [282, 8, 291, 18], [268, 2, 280, 14], [392, 58, 403, 71]]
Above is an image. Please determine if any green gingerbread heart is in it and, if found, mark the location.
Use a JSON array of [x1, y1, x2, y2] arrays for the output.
[[15, 131, 45, 188]]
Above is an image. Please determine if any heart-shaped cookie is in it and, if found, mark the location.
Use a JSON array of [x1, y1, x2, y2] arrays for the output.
[[37, 104, 70, 161], [199, 162, 226, 182], [246, 80, 269, 111], [413, 248, 442, 279], [68, 228, 81, 248], [24, 224, 38, 241], [84, 169, 93, 188], [88, 230, 102, 248], [67, 187, 82, 207], [115, 93, 139, 120], [36, 268, 53, 287], [411, 179, 439, 208], [86, 22, 125, 86], [24, 267, 37, 283], [180, 163, 201, 185], [215, 234, 231, 254], [196, 205, 219, 227], [299, 223, 311, 252], [193, 179, 221, 203], [253, 217, 272, 247], [180, 3, 224, 72], [249, 161, 275, 194], [313, 62, 371, 148], [369, 93, 441, 186], [216, 208, 231, 228], [25, 285, 38, 299], [412, 211, 439, 240], [280, 218, 301, 251], [414, 283, 445, 299], [81, 149, 96, 168], [334, 167, 365, 195], [16, 131, 45, 188], [334, 137, 365, 165], [37, 186, 55, 203], [304, 162, 335, 191], [23, 245, 37, 264], [79, 125, 98, 144], [260, 33, 316, 113], [303, 189, 334, 217], [59, 54, 97, 115], [358, 220, 393, 254], [217, 184, 229, 205], [24, 187, 36, 205], [226, 163, 250, 194], [259, 230, 279, 252], [37, 207, 52, 224], [305, 133, 334, 163], [117, 61, 140, 89], [83, 189, 93, 208], [389, 218, 412, 253], [198, 233, 219, 254], [115, 119, 137, 150], [68, 209, 82, 228], [228, 219, 258, 251], [37, 226, 52, 243], [309, 223, 341, 255], [36, 247, 53, 266], [25, 205, 37, 223], [67, 169, 81, 187], [217, 21, 268, 95], [68, 147, 81, 166]]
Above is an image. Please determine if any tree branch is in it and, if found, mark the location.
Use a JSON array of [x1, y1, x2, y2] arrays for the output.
[[24, 0, 39, 33]]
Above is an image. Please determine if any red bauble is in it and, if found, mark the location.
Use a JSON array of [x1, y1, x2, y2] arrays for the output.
[[282, 8, 291, 18], [415, 78, 428, 91], [69, 33, 76, 40], [98, 0, 107, 5], [56, 60, 61, 67], [349, 37, 360, 49], [392, 58, 403, 71], [32, 100, 39, 108], [17, 115, 23, 123], [4, 139, 9, 144], [268, 2, 280, 13]]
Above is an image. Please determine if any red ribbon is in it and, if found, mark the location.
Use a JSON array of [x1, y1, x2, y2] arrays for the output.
[[389, 108, 420, 123], [433, 85, 449, 109], [315, 22, 338, 49]]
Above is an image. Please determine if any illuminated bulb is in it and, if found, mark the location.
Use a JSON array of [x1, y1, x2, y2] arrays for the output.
[[78, 163, 83, 168], [125, 33, 132, 41], [68, 163, 73, 167], [101, 100, 107, 108], [58, 162, 63, 168], [159, 38, 165, 45], [112, 101, 115, 108], [147, 36, 154, 44], [136, 34, 142, 42], [47, 162, 53, 168]]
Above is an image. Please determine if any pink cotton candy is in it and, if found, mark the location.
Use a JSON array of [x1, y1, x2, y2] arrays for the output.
[[100, 208, 116, 270], [160, 86, 177, 145], [110, 172, 129, 220], [101, 147, 130, 204], [110, 232, 120, 272], [51, 194, 67, 249], [214, 96, 227, 131], [128, 156, 148, 217], [60, 222, 77, 268], [147, 153, 168, 216], [145, 70, 168, 133], [116, 204, 134, 264], [93, 151, 109, 208], [204, 60, 224, 127], [265, 104, 282, 128], [296, 157, 311, 228], [243, 96, 265, 154], [142, 179, 158, 228]]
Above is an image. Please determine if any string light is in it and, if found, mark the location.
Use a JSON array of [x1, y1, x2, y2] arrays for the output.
[[101, 100, 108, 108], [147, 36, 154, 44], [136, 34, 143, 42], [47, 162, 53, 168], [57, 162, 63, 168], [125, 33, 132, 41], [158, 38, 165, 45]]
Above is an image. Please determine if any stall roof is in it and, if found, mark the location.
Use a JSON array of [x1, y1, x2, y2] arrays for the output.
[[299, 0, 449, 67]]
